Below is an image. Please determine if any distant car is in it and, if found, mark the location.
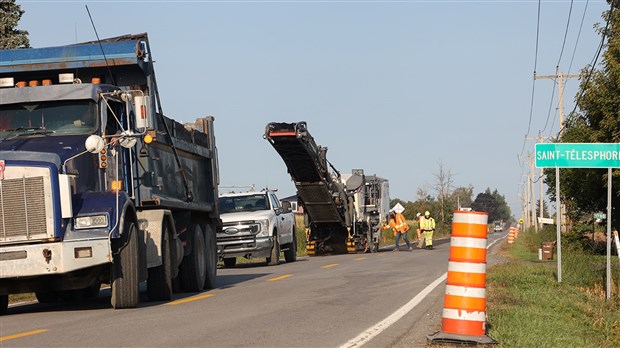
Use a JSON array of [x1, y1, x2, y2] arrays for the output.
[[493, 221, 503, 233]]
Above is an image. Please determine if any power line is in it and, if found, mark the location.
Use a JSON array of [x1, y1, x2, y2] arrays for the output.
[[521, 0, 543, 157], [558, 0, 615, 137], [567, 0, 590, 77]]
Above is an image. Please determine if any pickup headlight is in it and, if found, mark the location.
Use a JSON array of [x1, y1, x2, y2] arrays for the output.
[[75, 214, 109, 230], [256, 219, 270, 237]]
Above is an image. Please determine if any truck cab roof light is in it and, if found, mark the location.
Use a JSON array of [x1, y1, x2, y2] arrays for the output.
[[16, 81, 26, 88], [59, 73, 74, 84], [29, 80, 39, 87], [0, 77, 14, 88], [92, 77, 101, 84], [42, 79, 52, 86]]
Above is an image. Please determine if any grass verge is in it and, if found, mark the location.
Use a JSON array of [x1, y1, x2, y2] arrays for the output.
[[487, 233, 620, 347]]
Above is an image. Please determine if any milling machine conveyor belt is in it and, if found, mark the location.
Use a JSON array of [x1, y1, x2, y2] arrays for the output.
[[264, 122, 345, 225]]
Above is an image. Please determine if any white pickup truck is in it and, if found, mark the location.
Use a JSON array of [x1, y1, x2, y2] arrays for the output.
[[217, 190, 297, 267]]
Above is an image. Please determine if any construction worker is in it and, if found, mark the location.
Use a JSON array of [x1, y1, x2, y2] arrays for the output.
[[416, 212, 425, 249], [419, 211, 436, 250], [382, 211, 412, 251]]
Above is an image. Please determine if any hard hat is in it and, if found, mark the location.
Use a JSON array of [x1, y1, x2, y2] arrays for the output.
[[424, 211, 430, 216], [416, 213, 421, 218]]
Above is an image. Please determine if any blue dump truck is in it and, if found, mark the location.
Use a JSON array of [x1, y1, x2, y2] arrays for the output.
[[0, 33, 220, 313]]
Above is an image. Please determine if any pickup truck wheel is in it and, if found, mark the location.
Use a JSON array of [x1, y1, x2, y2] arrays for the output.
[[0, 295, 7, 315], [223, 257, 237, 268], [203, 224, 217, 289], [111, 218, 140, 309], [179, 225, 207, 292], [267, 233, 280, 266], [147, 222, 173, 300], [284, 230, 297, 263]]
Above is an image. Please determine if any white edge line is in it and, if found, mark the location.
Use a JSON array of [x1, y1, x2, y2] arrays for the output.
[[340, 232, 506, 348], [339, 272, 448, 348]]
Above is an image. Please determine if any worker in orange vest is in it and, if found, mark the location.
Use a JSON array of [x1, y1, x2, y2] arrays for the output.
[[382, 211, 412, 251]]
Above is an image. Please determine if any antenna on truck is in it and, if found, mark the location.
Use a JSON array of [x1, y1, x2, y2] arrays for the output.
[[85, 5, 117, 86]]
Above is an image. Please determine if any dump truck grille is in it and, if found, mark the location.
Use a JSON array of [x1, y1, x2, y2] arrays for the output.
[[0, 170, 54, 243]]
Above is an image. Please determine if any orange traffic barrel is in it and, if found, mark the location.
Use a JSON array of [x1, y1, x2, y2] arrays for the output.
[[428, 210, 496, 345], [507, 227, 516, 244]]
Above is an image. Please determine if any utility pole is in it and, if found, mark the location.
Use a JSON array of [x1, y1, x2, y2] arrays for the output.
[[533, 70, 581, 134], [528, 135, 553, 231], [529, 154, 537, 232], [534, 70, 580, 232]]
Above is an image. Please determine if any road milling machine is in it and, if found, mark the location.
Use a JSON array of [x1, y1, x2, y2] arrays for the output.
[[264, 122, 389, 255]]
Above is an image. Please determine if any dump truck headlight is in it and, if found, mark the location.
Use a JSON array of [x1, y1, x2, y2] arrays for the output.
[[75, 214, 109, 230]]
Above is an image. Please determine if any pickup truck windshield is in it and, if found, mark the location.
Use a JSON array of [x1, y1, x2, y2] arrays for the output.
[[0, 100, 97, 139], [219, 194, 270, 213]]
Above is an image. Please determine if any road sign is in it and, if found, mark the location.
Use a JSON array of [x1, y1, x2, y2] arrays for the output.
[[519, 218, 524, 224], [538, 217, 555, 225], [594, 212, 607, 220], [391, 203, 405, 214], [535, 143, 620, 168]]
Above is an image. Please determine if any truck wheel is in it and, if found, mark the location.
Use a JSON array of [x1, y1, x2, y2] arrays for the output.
[[0, 295, 7, 315], [284, 230, 297, 263], [223, 258, 237, 268], [267, 233, 280, 266], [203, 224, 218, 289], [35, 291, 59, 303], [179, 225, 207, 292], [147, 222, 173, 301], [111, 218, 140, 309]]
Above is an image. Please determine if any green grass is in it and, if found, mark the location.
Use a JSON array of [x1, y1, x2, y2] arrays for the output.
[[486, 231, 620, 347]]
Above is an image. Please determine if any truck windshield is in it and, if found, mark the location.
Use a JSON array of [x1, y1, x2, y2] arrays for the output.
[[219, 194, 269, 213], [0, 100, 97, 139]]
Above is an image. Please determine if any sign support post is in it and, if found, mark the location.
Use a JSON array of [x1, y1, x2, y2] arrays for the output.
[[536, 143, 618, 298]]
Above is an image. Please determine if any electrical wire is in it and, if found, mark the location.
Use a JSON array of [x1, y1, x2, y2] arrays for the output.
[[541, 0, 573, 135], [567, 0, 590, 77], [558, 1, 615, 137], [521, 0, 542, 157]]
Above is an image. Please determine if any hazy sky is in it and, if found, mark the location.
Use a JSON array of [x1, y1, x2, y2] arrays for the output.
[[16, 0, 609, 217]]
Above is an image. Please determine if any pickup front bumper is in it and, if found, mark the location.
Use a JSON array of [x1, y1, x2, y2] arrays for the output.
[[216, 235, 273, 259]]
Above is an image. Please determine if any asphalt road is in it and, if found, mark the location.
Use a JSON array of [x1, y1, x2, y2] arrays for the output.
[[0, 231, 507, 347]]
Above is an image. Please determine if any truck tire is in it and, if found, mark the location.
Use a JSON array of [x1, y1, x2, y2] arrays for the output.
[[179, 225, 207, 292], [267, 233, 280, 266], [147, 222, 173, 301], [283, 229, 297, 263], [0, 295, 7, 315], [203, 224, 217, 289], [111, 218, 140, 309], [223, 258, 237, 268]]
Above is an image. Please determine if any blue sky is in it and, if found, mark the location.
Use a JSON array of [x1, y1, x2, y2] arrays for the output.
[[16, 0, 609, 217]]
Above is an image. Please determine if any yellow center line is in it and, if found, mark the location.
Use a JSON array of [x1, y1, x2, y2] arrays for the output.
[[0, 329, 49, 342], [267, 274, 292, 282], [354, 257, 366, 261], [378, 254, 386, 257], [321, 263, 339, 269], [166, 293, 215, 305]]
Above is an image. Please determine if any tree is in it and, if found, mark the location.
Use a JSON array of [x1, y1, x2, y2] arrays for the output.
[[546, 2, 620, 226], [0, 0, 29, 49], [471, 192, 498, 220], [433, 160, 454, 223], [451, 185, 474, 209]]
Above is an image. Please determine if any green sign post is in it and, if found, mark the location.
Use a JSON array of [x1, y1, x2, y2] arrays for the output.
[[535, 142, 619, 299]]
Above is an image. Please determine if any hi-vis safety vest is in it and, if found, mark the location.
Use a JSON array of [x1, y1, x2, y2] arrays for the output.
[[389, 213, 409, 233], [420, 216, 436, 231]]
